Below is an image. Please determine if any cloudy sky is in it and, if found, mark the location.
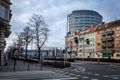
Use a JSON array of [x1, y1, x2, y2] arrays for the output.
[[6, 0, 120, 49]]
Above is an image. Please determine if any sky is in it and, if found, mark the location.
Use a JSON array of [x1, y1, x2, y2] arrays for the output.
[[6, 0, 120, 50]]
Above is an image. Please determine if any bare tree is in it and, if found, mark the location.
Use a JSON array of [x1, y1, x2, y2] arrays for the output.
[[16, 32, 24, 58], [27, 14, 49, 70], [19, 26, 33, 70], [21, 26, 33, 59]]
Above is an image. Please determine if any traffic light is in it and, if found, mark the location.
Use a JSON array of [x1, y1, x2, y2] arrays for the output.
[[63, 49, 65, 53], [74, 37, 78, 44], [86, 39, 90, 44]]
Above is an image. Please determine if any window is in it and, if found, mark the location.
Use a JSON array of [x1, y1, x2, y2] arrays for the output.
[[97, 38, 100, 40], [75, 17, 78, 19], [0, 4, 5, 19], [117, 27, 120, 30], [79, 50, 82, 52], [116, 40, 120, 44], [116, 34, 120, 37], [97, 43, 100, 46], [93, 49, 94, 52], [116, 47, 120, 50], [116, 54, 120, 57]]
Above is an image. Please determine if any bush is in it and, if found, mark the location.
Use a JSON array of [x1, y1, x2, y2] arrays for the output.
[[76, 58, 120, 63], [42, 61, 71, 68], [45, 58, 75, 62]]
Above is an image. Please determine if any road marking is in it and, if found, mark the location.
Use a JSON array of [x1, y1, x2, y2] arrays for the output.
[[42, 77, 78, 80], [94, 74, 100, 76], [79, 67, 86, 72], [87, 72, 92, 74], [103, 75, 109, 77], [75, 75, 81, 77], [91, 78, 99, 80], [111, 75, 120, 76], [111, 77, 119, 79], [82, 76, 89, 79], [71, 69, 76, 72], [81, 72, 86, 73], [63, 72, 69, 74], [69, 73, 75, 76], [74, 69, 79, 72]]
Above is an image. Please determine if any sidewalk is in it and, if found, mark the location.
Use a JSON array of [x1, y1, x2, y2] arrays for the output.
[[75, 60, 120, 67], [0, 59, 59, 72]]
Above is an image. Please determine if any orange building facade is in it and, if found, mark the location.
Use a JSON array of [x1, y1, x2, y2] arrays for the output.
[[96, 20, 120, 59], [66, 19, 120, 59]]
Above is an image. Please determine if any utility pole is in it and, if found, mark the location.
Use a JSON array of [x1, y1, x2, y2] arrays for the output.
[[98, 49, 100, 64], [65, 15, 69, 64], [83, 37, 85, 61]]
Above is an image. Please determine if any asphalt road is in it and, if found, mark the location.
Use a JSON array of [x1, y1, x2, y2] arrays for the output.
[[0, 60, 120, 80], [54, 61, 120, 80]]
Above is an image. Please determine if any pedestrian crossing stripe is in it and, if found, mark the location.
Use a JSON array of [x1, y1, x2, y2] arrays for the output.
[[42, 77, 78, 80]]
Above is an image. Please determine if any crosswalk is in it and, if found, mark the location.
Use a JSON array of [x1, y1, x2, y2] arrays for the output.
[[54, 68, 120, 80], [0, 70, 78, 80], [0, 68, 120, 80]]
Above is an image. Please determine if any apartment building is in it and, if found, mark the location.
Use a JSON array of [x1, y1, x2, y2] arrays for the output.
[[114, 22, 120, 59], [67, 32, 79, 59], [96, 20, 120, 59], [67, 19, 120, 59], [78, 25, 98, 58], [0, 0, 12, 65], [95, 24, 103, 58]]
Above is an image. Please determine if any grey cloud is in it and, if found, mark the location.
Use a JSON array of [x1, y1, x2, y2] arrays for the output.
[[7, 0, 120, 49]]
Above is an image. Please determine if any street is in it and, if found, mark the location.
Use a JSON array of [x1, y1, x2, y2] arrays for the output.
[[54, 61, 120, 80], [0, 60, 120, 80]]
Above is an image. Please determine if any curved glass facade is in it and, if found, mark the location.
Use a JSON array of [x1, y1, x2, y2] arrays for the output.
[[68, 10, 103, 32]]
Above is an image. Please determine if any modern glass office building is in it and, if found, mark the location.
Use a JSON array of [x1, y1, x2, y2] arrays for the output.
[[68, 10, 103, 32]]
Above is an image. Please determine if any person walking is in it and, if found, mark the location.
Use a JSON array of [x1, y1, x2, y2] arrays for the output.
[[4, 53, 8, 66]]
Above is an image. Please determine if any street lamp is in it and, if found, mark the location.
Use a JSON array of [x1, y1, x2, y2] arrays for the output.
[[98, 49, 100, 64], [65, 15, 69, 64]]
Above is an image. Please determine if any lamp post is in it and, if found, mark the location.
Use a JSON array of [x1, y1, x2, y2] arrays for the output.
[[65, 15, 69, 64], [98, 49, 100, 64]]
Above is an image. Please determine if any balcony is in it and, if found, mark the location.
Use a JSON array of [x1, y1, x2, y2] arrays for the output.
[[0, 18, 9, 26], [102, 30, 114, 36], [107, 50, 114, 53], [102, 51, 110, 57], [102, 37, 114, 41], [115, 48, 120, 52], [107, 44, 114, 47], [102, 44, 106, 48], [102, 38, 106, 41], [102, 32, 106, 36], [107, 31, 114, 35], [5, 25, 11, 37], [102, 50, 114, 57], [102, 50, 114, 53], [106, 37, 114, 41]]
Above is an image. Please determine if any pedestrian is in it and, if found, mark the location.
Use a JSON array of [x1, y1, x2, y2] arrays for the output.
[[4, 53, 8, 66]]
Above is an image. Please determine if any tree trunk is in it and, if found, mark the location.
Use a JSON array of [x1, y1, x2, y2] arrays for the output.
[[25, 43, 28, 59], [38, 47, 42, 70]]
